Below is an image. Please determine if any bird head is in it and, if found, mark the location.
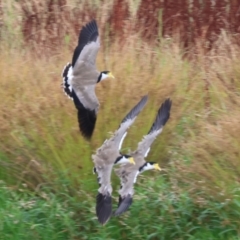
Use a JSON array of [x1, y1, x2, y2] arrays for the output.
[[98, 71, 115, 82], [139, 162, 161, 173], [114, 155, 135, 165]]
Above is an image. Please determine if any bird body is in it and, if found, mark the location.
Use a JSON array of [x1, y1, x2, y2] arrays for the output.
[[114, 98, 172, 216]]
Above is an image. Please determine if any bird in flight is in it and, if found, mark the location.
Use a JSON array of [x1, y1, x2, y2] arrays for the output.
[[114, 98, 172, 216], [62, 20, 114, 139]]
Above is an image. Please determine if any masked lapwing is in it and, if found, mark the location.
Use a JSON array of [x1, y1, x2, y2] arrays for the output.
[[114, 98, 172, 216], [92, 95, 148, 225], [62, 19, 114, 140]]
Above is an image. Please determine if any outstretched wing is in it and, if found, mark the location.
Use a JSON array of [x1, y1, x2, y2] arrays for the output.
[[101, 95, 148, 151], [114, 169, 137, 216], [71, 88, 99, 139], [96, 193, 112, 225], [72, 19, 99, 68], [114, 194, 133, 216], [134, 98, 172, 157]]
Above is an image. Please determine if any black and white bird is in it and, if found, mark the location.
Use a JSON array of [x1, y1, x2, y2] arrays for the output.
[[62, 20, 114, 139], [92, 95, 148, 225], [114, 98, 172, 216]]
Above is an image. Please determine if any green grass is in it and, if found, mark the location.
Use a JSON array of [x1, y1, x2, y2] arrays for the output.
[[0, 176, 240, 240]]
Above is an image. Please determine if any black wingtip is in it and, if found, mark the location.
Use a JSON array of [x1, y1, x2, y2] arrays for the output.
[[114, 195, 133, 216], [78, 19, 98, 45], [117, 195, 123, 207], [121, 95, 148, 124], [71, 90, 96, 140], [77, 108, 96, 140], [148, 98, 172, 134], [96, 193, 112, 225], [61, 63, 73, 99], [158, 98, 172, 126]]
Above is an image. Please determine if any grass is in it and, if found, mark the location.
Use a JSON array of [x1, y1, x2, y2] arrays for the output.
[[1, 2, 240, 238], [1, 177, 240, 240]]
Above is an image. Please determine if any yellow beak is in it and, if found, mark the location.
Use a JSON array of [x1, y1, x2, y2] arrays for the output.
[[154, 163, 161, 171], [107, 72, 115, 79], [129, 157, 135, 165]]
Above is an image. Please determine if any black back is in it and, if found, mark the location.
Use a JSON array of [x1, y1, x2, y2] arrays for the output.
[[72, 20, 99, 67]]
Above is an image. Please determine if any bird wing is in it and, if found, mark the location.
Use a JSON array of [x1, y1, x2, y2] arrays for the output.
[[72, 20, 99, 68], [96, 192, 112, 225], [94, 162, 113, 225], [75, 38, 100, 67], [133, 98, 172, 158], [72, 84, 99, 111], [71, 87, 99, 139], [114, 168, 139, 216], [100, 95, 148, 152], [115, 194, 133, 216]]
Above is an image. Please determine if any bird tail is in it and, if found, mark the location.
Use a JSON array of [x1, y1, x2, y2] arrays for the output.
[[96, 193, 112, 225], [61, 63, 73, 99]]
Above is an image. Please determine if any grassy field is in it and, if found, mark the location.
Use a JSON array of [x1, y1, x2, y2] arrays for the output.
[[1, 2, 240, 239]]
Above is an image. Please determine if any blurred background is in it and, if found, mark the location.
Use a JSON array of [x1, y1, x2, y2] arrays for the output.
[[0, 0, 240, 239]]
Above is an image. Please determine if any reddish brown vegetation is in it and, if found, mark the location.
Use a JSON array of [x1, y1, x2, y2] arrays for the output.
[[136, 0, 162, 44], [20, 0, 97, 52], [8, 0, 240, 52], [137, 0, 240, 48], [0, 0, 3, 37], [108, 0, 131, 43]]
